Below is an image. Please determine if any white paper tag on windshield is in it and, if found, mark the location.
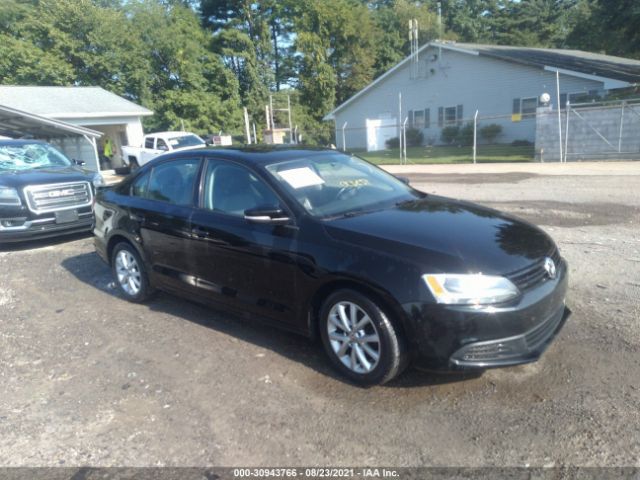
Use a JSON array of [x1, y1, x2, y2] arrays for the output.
[[278, 167, 325, 189]]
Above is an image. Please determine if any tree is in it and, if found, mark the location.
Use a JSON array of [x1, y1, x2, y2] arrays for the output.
[[566, 0, 640, 59], [371, 0, 440, 76], [0, 0, 148, 99], [128, 0, 242, 133]]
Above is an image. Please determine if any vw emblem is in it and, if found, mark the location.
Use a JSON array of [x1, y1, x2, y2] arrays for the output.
[[543, 257, 557, 279]]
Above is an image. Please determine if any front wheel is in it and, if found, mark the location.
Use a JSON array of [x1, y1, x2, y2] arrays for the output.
[[319, 289, 408, 386], [129, 158, 140, 172], [111, 242, 153, 302]]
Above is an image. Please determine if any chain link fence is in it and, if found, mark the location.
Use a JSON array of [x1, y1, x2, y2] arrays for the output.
[[298, 98, 640, 165]]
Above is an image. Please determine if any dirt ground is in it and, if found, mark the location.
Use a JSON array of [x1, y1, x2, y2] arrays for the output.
[[1, 162, 639, 467]]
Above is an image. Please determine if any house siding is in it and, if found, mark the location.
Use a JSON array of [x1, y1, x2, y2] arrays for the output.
[[333, 47, 603, 150]]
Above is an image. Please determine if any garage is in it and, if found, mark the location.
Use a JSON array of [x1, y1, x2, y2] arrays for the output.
[[0, 103, 102, 171], [0, 86, 152, 172]]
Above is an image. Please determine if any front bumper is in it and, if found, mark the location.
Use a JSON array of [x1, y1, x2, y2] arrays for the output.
[[0, 212, 94, 243], [404, 258, 570, 371]]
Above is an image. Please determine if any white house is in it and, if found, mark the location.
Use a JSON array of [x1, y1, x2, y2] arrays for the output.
[[324, 41, 640, 151], [0, 86, 152, 171]]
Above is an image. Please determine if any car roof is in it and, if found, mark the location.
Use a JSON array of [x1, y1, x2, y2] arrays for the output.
[[149, 131, 200, 139], [195, 145, 342, 166]]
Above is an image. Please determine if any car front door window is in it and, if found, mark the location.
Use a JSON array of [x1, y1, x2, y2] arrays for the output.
[[203, 161, 281, 216]]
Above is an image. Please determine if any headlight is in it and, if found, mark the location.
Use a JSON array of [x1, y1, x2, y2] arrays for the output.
[[0, 186, 21, 206], [92, 173, 105, 188], [422, 274, 519, 305]]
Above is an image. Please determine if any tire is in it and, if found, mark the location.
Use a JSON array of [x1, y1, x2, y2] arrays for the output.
[[111, 241, 153, 303], [129, 158, 140, 172], [319, 289, 408, 386]]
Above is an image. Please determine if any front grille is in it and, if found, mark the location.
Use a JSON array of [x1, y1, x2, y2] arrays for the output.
[[23, 182, 93, 214], [506, 249, 561, 291]]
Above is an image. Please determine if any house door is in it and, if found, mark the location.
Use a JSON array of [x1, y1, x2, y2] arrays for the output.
[[366, 117, 397, 151]]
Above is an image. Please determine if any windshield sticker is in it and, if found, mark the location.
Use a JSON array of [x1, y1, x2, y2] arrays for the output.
[[339, 179, 369, 188], [278, 167, 325, 189], [168, 139, 180, 146]]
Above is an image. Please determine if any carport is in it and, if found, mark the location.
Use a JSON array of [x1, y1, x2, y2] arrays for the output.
[[0, 104, 103, 171]]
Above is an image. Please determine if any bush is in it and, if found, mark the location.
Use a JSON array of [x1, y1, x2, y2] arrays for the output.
[[386, 136, 399, 149], [440, 126, 459, 144], [479, 123, 502, 143], [405, 128, 424, 147], [456, 122, 474, 146], [511, 139, 533, 147]]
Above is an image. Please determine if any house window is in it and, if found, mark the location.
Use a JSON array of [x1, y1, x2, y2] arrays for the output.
[[409, 109, 430, 129], [521, 97, 538, 117], [512, 97, 538, 120], [445, 106, 457, 125]]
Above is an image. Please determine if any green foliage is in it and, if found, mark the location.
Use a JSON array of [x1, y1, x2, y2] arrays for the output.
[[479, 123, 503, 143], [456, 122, 475, 146], [386, 137, 400, 149], [371, 0, 439, 76], [405, 128, 424, 147], [440, 126, 460, 145]]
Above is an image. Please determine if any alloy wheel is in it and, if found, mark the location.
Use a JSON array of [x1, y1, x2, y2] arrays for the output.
[[327, 301, 381, 374], [115, 249, 142, 296]]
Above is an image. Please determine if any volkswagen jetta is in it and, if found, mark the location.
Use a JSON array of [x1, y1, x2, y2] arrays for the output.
[[94, 147, 569, 385]]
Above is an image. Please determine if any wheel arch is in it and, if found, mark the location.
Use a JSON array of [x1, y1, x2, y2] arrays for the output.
[[306, 278, 411, 345], [106, 232, 145, 265]]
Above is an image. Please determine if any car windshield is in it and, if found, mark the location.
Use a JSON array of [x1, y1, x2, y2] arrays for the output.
[[265, 152, 421, 218], [167, 134, 205, 149], [0, 142, 73, 172]]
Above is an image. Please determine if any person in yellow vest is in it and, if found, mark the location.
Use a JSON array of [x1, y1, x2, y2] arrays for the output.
[[103, 137, 113, 159]]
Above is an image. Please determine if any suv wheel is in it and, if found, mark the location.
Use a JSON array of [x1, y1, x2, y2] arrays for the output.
[[111, 242, 152, 302], [319, 289, 408, 386]]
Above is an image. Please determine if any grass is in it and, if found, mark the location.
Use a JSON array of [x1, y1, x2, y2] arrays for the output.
[[354, 144, 535, 165]]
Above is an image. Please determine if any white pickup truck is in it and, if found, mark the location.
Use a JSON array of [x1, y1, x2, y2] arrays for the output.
[[121, 131, 205, 169]]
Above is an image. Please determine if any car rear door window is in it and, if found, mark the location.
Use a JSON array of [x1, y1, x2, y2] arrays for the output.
[[147, 158, 200, 206]]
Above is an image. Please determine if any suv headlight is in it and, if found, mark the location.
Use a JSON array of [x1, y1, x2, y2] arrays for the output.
[[92, 173, 105, 188], [0, 186, 21, 206], [423, 274, 519, 305]]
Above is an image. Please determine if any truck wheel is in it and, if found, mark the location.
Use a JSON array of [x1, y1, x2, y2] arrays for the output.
[[129, 158, 140, 172]]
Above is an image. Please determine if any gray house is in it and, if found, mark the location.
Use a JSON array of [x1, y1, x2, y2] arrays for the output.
[[324, 41, 640, 151]]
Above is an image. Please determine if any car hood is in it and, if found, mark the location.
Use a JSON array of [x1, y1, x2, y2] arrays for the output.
[[0, 166, 92, 188], [324, 195, 556, 275]]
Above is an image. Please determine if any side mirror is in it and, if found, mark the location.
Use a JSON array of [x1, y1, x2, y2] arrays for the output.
[[73, 159, 86, 166], [244, 205, 290, 224], [397, 176, 410, 185]]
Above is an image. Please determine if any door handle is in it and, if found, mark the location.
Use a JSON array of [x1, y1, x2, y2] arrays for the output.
[[192, 226, 209, 238], [129, 212, 145, 222]]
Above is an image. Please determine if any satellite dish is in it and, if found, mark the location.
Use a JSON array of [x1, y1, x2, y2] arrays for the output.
[[540, 92, 551, 105]]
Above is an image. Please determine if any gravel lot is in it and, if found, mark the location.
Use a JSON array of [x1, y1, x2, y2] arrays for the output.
[[1, 162, 639, 467]]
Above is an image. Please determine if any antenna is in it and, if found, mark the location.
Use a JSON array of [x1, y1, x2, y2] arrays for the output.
[[409, 18, 419, 78], [437, 2, 442, 60]]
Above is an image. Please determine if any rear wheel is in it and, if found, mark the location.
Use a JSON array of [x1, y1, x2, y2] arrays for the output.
[[111, 242, 153, 302], [319, 289, 408, 386]]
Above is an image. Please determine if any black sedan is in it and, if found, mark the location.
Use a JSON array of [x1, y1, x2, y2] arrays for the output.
[[94, 147, 569, 385], [0, 139, 103, 243]]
